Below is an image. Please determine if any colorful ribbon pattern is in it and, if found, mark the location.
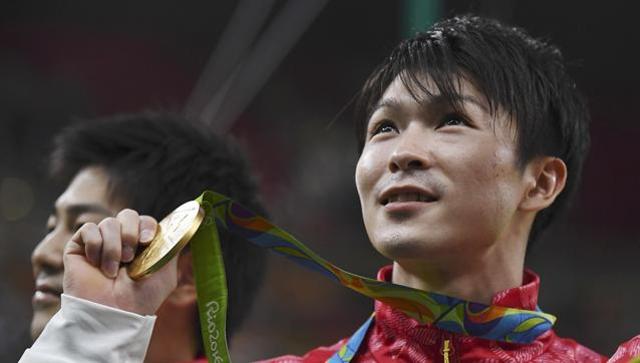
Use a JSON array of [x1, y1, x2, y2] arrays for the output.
[[198, 190, 555, 344], [328, 314, 375, 363]]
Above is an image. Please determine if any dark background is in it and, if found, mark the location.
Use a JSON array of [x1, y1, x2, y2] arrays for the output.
[[1, 1, 638, 361]]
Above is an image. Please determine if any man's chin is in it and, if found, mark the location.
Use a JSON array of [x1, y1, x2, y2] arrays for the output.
[[30, 308, 58, 340], [373, 239, 430, 261], [372, 233, 453, 261]]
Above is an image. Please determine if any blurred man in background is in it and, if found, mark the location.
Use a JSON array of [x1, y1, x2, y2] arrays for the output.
[[27, 112, 266, 362]]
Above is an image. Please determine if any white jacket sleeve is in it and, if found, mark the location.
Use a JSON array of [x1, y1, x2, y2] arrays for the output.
[[20, 294, 156, 363]]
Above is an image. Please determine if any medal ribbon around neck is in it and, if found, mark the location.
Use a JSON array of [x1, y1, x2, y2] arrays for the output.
[[178, 191, 556, 362]]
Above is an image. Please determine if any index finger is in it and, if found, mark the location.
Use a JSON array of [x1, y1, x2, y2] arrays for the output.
[[66, 222, 102, 267], [117, 209, 140, 263]]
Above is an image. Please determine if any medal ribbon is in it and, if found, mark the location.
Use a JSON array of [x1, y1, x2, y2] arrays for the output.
[[190, 191, 556, 362]]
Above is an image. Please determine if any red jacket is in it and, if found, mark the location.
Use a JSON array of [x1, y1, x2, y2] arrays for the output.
[[609, 336, 640, 362], [261, 266, 606, 363]]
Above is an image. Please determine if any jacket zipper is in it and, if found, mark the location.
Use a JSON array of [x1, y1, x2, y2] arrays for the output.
[[440, 333, 456, 363], [442, 339, 451, 363]]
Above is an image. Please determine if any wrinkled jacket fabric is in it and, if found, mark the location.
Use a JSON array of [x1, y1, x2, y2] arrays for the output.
[[262, 266, 606, 363], [609, 336, 640, 363]]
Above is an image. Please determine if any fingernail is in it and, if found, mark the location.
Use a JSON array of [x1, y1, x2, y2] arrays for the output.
[[140, 229, 154, 243], [104, 261, 119, 278], [122, 246, 134, 262]]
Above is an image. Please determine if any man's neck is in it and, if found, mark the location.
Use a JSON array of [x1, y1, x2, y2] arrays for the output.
[[391, 235, 527, 305]]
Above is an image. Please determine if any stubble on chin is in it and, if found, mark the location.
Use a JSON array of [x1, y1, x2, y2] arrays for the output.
[[372, 229, 427, 261]]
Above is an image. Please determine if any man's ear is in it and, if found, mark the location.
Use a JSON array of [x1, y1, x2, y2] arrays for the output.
[[164, 251, 197, 307], [520, 156, 567, 212]]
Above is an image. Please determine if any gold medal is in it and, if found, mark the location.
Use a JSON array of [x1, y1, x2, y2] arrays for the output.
[[128, 200, 205, 280]]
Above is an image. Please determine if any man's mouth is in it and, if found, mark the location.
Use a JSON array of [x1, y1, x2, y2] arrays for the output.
[[33, 280, 62, 307], [380, 186, 439, 206]]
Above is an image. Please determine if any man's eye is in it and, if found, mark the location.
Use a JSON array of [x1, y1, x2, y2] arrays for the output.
[[372, 120, 397, 136], [45, 216, 56, 234], [438, 114, 468, 128]]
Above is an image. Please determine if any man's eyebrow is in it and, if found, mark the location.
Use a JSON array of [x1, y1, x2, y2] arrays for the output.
[[54, 203, 114, 218], [439, 94, 489, 113], [372, 94, 489, 114], [371, 98, 402, 113]]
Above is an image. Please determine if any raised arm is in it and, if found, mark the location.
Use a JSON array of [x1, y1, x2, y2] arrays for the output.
[[21, 209, 179, 363]]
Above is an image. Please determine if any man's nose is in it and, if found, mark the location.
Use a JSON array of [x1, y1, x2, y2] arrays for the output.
[[388, 130, 432, 172], [31, 230, 66, 276]]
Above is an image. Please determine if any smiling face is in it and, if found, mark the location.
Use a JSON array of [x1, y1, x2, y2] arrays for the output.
[[30, 167, 119, 339], [355, 75, 530, 263]]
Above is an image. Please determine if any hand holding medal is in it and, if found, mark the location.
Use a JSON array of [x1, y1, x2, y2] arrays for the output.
[[63, 209, 180, 317]]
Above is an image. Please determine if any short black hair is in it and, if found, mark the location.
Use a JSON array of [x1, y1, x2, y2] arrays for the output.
[[50, 111, 266, 347], [355, 15, 590, 245]]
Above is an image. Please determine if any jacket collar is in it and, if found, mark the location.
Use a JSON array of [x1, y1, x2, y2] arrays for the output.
[[373, 265, 544, 347], [360, 266, 597, 361], [376, 265, 540, 310]]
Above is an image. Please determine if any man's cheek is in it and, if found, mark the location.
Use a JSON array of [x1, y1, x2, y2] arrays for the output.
[[445, 191, 493, 228], [355, 163, 377, 200]]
